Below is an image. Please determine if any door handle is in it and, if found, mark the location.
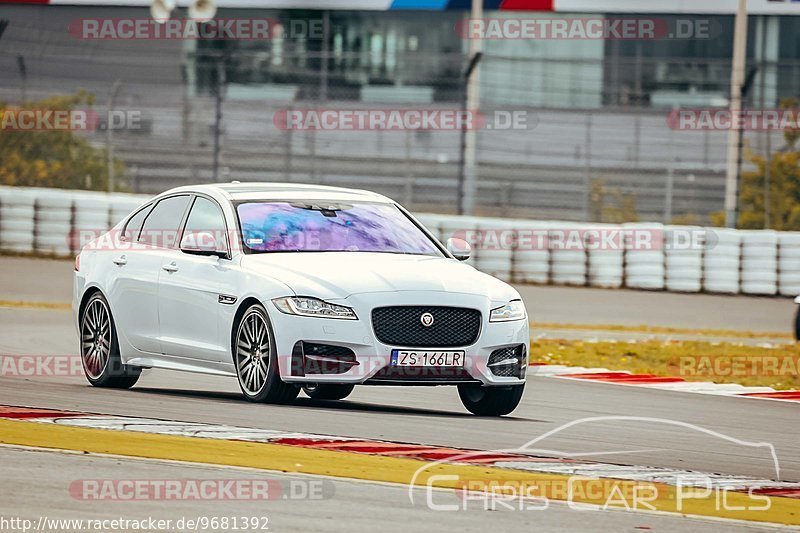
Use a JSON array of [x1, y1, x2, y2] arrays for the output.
[[162, 262, 179, 273], [112, 255, 127, 266]]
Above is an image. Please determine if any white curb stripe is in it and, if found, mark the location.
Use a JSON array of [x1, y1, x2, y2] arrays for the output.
[[529, 364, 799, 403]]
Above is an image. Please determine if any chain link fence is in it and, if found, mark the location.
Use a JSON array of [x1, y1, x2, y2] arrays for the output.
[[0, 5, 796, 224]]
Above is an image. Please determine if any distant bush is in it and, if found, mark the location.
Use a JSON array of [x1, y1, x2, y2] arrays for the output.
[[736, 98, 800, 230], [0, 91, 124, 191]]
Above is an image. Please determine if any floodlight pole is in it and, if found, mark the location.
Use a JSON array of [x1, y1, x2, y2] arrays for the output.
[[724, 0, 748, 228], [458, 0, 483, 216], [16, 55, 27, 103], [212, 55, 225, 183], [107, 80, 121, 193]]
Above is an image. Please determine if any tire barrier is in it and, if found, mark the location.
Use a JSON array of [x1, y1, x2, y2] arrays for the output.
[[1, 186, 798, 297], [0, 186, 147, 256], [586, 223, 624, 289], [778, 232, 800, 297], [549, 223, 587, 286], [740, 230, 778, 296], [34, 189, 73, 256], [0, 188, 36, 253], [703, 228, 740, 294], [511, 220, 551, 285], [664, 225, 703, 293], [622, 222, 665, 290], [475, 217, 514, 282]]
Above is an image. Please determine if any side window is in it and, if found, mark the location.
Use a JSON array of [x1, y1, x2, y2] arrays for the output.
[[182, 197, 228, 253], [138, 195, 191, 248], [122, 204, 151, 242]]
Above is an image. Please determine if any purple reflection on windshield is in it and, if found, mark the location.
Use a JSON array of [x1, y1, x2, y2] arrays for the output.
[[237, 202, 439, 255]]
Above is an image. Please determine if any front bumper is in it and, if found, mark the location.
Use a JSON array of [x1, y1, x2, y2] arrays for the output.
[[269, 291, 529, 386]]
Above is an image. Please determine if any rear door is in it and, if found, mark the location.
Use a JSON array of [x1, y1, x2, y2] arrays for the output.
[[108, 195, 191, 354], [157, 195, 234, 362]]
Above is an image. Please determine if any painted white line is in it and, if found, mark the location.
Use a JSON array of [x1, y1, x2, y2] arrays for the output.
[[32, 416, 354, 443], [529, 365, 621, 376]]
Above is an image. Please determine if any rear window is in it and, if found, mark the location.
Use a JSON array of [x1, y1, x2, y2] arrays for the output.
[[122, 204, 151, 241]]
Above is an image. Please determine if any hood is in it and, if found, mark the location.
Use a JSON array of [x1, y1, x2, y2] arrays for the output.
[[240, 252, 518, 302]]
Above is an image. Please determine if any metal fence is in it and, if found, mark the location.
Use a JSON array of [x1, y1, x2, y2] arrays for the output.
[[0, 6, 796, 224]]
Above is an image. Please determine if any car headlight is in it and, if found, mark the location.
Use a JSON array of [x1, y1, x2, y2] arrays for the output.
[[490, 300, 526, 322], [272, 297, 358, 320]]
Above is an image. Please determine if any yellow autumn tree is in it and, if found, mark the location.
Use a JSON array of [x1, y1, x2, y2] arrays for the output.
[[0, 91, 124, 190], [737, 99, 800, 229]]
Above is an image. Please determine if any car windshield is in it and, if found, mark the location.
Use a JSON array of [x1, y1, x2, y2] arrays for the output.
[[236, 201, 441, 255]]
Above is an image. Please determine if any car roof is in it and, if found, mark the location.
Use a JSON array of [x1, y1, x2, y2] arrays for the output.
[[160, 182, 394, 204]]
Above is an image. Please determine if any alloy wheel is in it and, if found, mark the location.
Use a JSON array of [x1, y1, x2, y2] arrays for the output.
[[81, 298, 111, 379], [236, 309, 271, 395]]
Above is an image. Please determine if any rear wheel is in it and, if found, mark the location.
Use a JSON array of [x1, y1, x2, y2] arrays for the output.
[[79, 292, 141, 389], [457, 383, 524, 416], [234, 303, 299, 404], [302, 383, 355, 401]]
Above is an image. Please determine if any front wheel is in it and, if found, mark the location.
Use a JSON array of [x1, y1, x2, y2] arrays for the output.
[[794, 305, 800, 341], [302, 383, 355, 401], [457, 383, 524, 416], [234, 303, 299, 404], [79, 292, 141, 389]]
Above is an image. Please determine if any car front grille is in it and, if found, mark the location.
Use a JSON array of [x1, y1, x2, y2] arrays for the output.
[[371, 306, 482, 348], [488, 345, 527, 378]]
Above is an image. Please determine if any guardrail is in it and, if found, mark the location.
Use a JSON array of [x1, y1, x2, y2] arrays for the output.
[[1, 186, 798, 297]]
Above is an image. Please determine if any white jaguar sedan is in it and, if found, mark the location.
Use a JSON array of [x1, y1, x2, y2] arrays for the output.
[[73, 183, 529, 416]]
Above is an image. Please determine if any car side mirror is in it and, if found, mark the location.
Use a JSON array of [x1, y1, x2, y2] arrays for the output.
[[180, 231, 227, 258], [446, 237, 471, 261]]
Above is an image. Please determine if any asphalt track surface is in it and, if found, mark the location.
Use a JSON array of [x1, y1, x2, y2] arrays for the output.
[[1, 446, 781, 533], [1, 256, 798, 531]]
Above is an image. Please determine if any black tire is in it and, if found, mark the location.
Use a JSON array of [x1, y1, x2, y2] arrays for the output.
[[233, 303, 299, 404], [302, 383, 355, 401], [795, 306, 800, 341], [79, 292, 141, 389], [457, 383, 524, 416]]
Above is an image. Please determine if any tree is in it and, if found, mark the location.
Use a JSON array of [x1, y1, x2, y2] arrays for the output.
[[736, 99, 800, 230], [0, 91, 124, 190], [590, 178, 640, 223]]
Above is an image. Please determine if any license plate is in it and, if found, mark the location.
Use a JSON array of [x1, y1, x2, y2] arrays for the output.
[[390, 350, 465, 367]]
